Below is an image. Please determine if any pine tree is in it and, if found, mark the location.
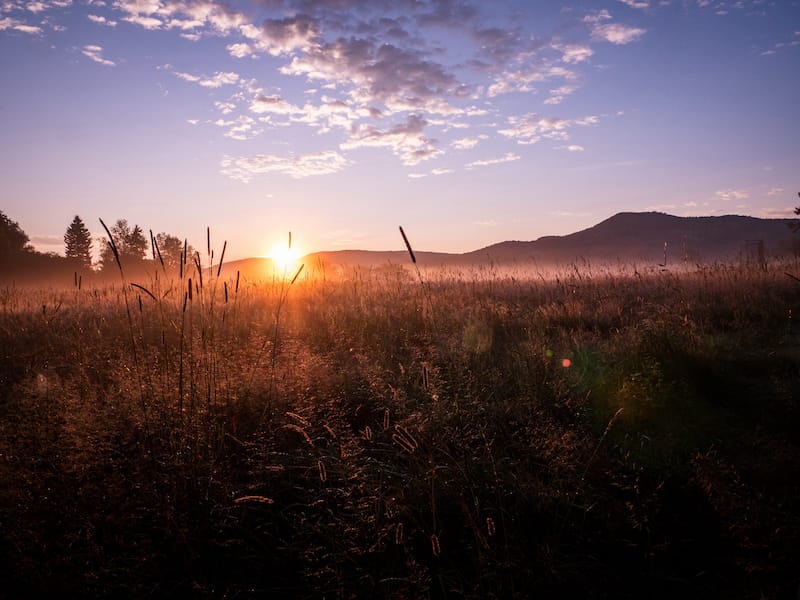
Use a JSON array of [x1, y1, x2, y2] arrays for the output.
[[64, 215, 93, 269], [125, 225, 148, 262]]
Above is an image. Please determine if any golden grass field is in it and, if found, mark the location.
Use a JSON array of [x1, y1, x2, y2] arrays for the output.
[[1, 257, 798, 598]]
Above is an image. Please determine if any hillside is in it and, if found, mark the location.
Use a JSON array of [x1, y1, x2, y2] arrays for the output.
[[216, 212, 798, 278], [467, 212, 798, 266]]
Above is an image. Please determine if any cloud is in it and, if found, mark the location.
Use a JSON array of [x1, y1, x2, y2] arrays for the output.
[[227, 42, 252, 58], [82, 44, 115, 66], [5, 0, 667, 172], [256, 14, 321, 56], [250, 94, 302, 115], [280, 37, 467, 113], [215, 101, 236, 115], [112, 0, 250, 34], [25, 2, 48, 13], [174, 70, 240, 88], [451, 135, 487, 149], [554, 44, 593, 64], [714, 188, 749, 201], [221, 150, 349, 182], [618, 0, 650, 8], [465, 152, 520, 169], [499, 113, 598, 145], [341, 114, 442, 165], [416, 0, 478, 27], [88, 13, 116, 26], [561, 144, 584, 152], [591, 22, 646, 44], [488, 63, 578, 98], [583, 10, 645, 44], [767, 187, 784, 197], [471, 25, 526, 65], [544, 84, 579, 105], [221, 115, 259, 140], [582, 9, 613, 24], [0, 16, 43, 34]]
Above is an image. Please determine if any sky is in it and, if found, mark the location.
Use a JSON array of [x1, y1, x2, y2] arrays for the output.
[[1, 0, 798, 261]]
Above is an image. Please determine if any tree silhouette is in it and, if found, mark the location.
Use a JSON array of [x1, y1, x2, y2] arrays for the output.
[[64, 215, 93, 269], [155, 232, 187, 272], [0, 211, 32, 259], [99, 219, 148, 271]]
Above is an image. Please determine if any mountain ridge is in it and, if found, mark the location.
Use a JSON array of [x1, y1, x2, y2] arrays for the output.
[[221, 212, 797, 277]]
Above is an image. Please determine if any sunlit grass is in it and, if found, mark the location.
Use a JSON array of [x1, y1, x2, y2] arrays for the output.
[[0, 257, 798, 598]]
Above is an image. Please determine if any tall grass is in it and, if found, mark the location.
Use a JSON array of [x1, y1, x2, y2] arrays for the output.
[[0, 256, 798, 598]]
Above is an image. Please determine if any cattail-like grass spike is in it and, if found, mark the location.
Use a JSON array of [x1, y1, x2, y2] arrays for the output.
[[399, 226, 416, 264]]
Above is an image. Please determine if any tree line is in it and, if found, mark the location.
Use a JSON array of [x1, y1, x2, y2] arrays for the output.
[[1, 210, 194, 279]]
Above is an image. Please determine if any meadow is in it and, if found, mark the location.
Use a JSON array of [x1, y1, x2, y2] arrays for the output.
[[0, 255, 798, 598]]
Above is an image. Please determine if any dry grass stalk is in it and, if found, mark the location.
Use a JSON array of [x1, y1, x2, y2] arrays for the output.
[[392, 424, 418, 453], [234, 496, 275, 505], [399, 226, 416, 264]]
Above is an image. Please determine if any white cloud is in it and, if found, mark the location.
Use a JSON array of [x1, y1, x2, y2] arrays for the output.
[[249, 94, 301, 115], [583, 10, 613, 24], [24, 2, 46, 12], [174, 70, 240, 88], [221, 150, 349, 182], [767, 187, 784, 197], [214, 101, 236, 115], [591, 22, 647, 44], [82, 44, 115, 66], [451, 135, 487, 150], [544, 84, 579, 105], [499, 113, 598, 145], [227, 42, 252, 58], [618, 0, 650, 8], [562, 144, 584, 152], [465, 152, 521, 169], [88, 13, 116, 26], [555, 44, 593, 64], [341, 114, 442, 166], [0, 16, 43, 34], [714, 188, 749, 201], [122, 14, 162, 29]]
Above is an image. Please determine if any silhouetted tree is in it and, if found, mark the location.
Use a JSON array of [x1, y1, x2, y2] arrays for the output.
[[126, 225, 148, 261], [0, 211, 32, 258], [99, 219, 148, 271], [64, 215, 92, 269], [155, 232, 187, 272]]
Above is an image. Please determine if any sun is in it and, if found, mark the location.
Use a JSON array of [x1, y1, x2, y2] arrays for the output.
[[268, 241, 302, 275]]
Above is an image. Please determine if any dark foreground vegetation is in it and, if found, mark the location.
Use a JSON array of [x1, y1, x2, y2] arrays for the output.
[[1, 260, 799, 598]]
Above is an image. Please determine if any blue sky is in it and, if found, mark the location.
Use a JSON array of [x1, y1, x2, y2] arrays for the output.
[[1, 0, 798, 260]]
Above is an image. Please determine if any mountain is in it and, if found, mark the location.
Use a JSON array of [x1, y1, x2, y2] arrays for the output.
[[219, 212, 798, 277], [465, 212, 798, 266]]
